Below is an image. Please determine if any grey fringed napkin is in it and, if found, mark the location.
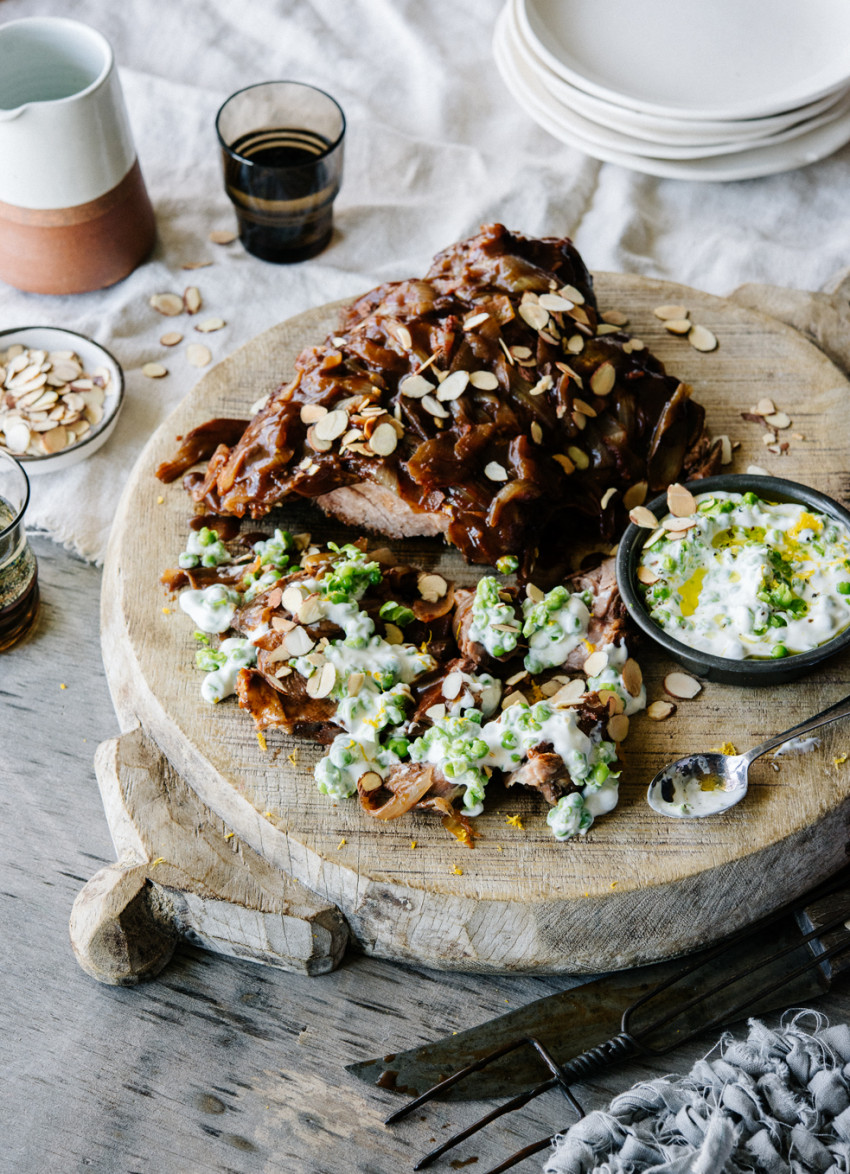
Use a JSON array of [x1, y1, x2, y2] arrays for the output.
[[546, 1012, 850, 1174]]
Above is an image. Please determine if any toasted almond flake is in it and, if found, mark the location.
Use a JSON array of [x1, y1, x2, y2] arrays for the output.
[[505, 669, 529, 687], [621, 658, 642, 697], [601, 690, 625, 715], [357, 770, 382, 793], [463, 311, 490, 330], [573, 397, 597, 418], [566, 334, 584, 354], [209, 228, 238, 244], [485, 460, 508, 482], [275, 665, 293, 679], [426, 702, 447, 721], [418, 572, 447, 602], [550, 679, 586, 707], [510, 346, 533, 360], [5, 352, 29, 379], [150, 292, 184, 316], [756, 397, 776, 416], [283, 626, 315, 657], [630, 338, 646, 351], [83, 402, 104, 426], [29, 390, 59, 413], [662, 319, 691, 336], [436, 370, 469, 402], [368, 421, 398, 456], [558, 284, 585, 304], [313, 408, 348, 441], [469, 369, 499, 391], [595, 324, 621, 336], [663, 671, 702, 700], [347, 671, 365, 697], [629, 505, 658, 528], [40, 424, 68, 454], [654, 304, 688, 321], [566, 446, 589, 470], [529, 373, 553, 397], [3, 420, 31, 452], [667, 482, 696, 517], [271, 616, 296, 633], [648, 700, 677, 721], [717, 434, 733, 465], [282, 585, 306, 613], [297, 595, 325, 625], [526, 583, 544, 603], [186, 343, 212, 368], [688, 324, 717, 352], [501, 691, 526, 710], [621, 481, 647, 511], [590, 362, 616, 397], [306, 661, 336, 699], [383, 622, 403, 645], [250, 394, 270, 415], [519, 302, 550, 331], [530, 420, 543, 444], [571, 410, 587, 431], [538, 293, 575, 312], [583, 649, 609, 677], [663, 515, 697, 532], [636, 565, 660, 585], [421, 394, 449, 419], [160, 331, 183, 347], [393, 323, 412, 349], [442, 671, 464, 700], [196, 317, 225, 333], [142, 362, 168, 379], [600, 487, 618, 509], [300, 403, 329, 424], [601, 309, 628, 326], [400, 374, 434, 399], [764, 411, 791, 430], [182, 260, 213, 270], [762, 432, 776, 445], [607, 713, 629, 742], [183, 286, 202, 314]]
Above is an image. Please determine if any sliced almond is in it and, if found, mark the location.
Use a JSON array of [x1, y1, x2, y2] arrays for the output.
[[3, 419, 31, 453], [306, 661, 336, 699], [664, 319, 691, 335], [313, 408, 349, 442], [209, 229, 238, 244], [142, 362, 168, 379], [599, 689, 625, 715], [764, 411, 791, 430], [599, 487, 618, 510], [284, 626, 315, 657], [400, 374, 434, 399], [186, 343, 212, 368], [530, 421, 543, 444], [160, 332, 183, 347], [647, 700, 677, 721], [469, 370, 498, 391], [636, 565, 660, 585], [421, 394, 449, 419], [538, 293, 575, 312], [392, 323, 412, 350], [519, 302, 549, 331], [571, 410, 587, 431], [622, 481, 648, 511], [756, 397, 776, 416], [566, 446, 589, 470], [150, 292, 184, 316], [463, 312, 490, 330], [590, 362, 616, 396], [40, 424, 68, 454], [196, 317, 225, 333], [436, 370, 469, 402], [182, 260, 213, 270], [583, 650, 609, 677], [359, 770, 383, 792], [601, 309, 628, 326], [443, 671, 464, 700], [621, 658, 643, 697], [558, 284, 585, 304], [550, 679, 586, 707], [418, 572, 447, 602], [297, 595, 325, 625], [348, 671, 365, 696], [629, 506, 658, 528], [368, 421, 398, 456], [717, 434, 733, 465], [667, 482, 696, 517], [607, 714, 629, 743], [500, 692, 526, 710], [282, 585, 306, 613], [525, 583, 544, 603], [688, 324, 717, 353], [566, 334, 584, 354], [663, 671, 702, 700], [183, 286, 202, 314], [83, 402, 104, 426], [654, 304, 688, 321], [663, 515, 697, 532], [596, 324, 620, 336], [271, 616, 296, 633], [529, 373, 553, 397], [426, 702, 447, 721], [485, 461, 508, 482], [300, 403, 329, 425], [573, 398, 598, 419]]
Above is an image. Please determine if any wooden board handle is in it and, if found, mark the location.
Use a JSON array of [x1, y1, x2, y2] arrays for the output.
[[797, 876, 850, 983], [69, 727, 348, 984]]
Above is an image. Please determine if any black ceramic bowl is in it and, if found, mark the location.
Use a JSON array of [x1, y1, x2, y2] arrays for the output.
[[615, 473, 850, 685]]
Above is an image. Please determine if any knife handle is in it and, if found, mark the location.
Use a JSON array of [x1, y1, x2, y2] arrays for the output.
[[795, 879, 850, 983]]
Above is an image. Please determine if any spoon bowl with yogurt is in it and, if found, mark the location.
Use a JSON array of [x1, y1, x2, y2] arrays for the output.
[[648, 689, 850, 817]]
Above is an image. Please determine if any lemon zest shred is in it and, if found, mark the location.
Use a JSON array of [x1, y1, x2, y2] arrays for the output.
[[505, 813, 524, 829], [256, 730, 267, 751]]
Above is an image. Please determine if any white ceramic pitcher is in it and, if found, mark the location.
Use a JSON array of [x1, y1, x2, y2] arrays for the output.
[[0, 17, 156, 294]]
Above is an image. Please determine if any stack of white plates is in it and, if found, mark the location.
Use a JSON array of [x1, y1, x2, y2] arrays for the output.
[[494, 0, 850, 181]]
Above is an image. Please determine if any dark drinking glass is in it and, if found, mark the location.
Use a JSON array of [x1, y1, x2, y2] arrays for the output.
[[216, 81, 345, 263], [0, 450, 38, 651]]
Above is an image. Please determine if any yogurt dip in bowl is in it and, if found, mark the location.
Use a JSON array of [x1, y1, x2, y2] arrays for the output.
[[616, 474, 850, 684]]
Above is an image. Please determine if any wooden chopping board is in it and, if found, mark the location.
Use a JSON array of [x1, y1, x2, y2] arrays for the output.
[[100, 273, 850, 976]]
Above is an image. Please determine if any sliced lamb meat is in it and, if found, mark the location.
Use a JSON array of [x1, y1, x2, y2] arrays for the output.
[[357, 763, 462, 820], [506, 743, 576, 807], [236, 667, 336, 739], [562, 556, 628, 668], [160, 223, 720, 578]]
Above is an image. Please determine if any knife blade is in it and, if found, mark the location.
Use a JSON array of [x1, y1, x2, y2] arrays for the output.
[[347, 873, 850, 1101]]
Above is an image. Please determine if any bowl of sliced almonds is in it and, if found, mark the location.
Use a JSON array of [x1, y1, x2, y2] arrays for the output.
[[616, 473, 850, 684], [0, 325, 124, 474]]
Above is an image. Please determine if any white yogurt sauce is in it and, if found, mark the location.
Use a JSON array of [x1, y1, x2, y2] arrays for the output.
[[200, 637, 257, 703], [179, 584, 241, 633], [638, 491, 850, 659]]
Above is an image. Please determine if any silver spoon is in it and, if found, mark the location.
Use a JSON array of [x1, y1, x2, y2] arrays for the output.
[[647, 691, 850, 818]]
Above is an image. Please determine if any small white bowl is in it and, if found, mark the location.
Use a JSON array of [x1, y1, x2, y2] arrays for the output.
[[0, 325, 124, 475]]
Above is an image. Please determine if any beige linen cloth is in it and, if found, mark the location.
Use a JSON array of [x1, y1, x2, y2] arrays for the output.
[[2, 0, 850, 562]]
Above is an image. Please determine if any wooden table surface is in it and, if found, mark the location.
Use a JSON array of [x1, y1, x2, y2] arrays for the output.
[[5, 537, 850, 1174]]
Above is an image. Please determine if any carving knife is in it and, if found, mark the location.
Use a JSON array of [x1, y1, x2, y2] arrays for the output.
[[346, 874, 850, 1101]]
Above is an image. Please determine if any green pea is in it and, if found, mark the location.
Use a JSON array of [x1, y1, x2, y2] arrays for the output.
[[838, 582, 850, 595], [771, 644, 789, 658], [743, 491, 758, 506]]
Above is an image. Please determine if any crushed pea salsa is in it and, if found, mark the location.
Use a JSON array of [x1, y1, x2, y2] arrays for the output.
[[638, 490, 850, 659]]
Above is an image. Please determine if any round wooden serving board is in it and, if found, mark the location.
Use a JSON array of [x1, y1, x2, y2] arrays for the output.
[[101, 274, 850, 975]]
